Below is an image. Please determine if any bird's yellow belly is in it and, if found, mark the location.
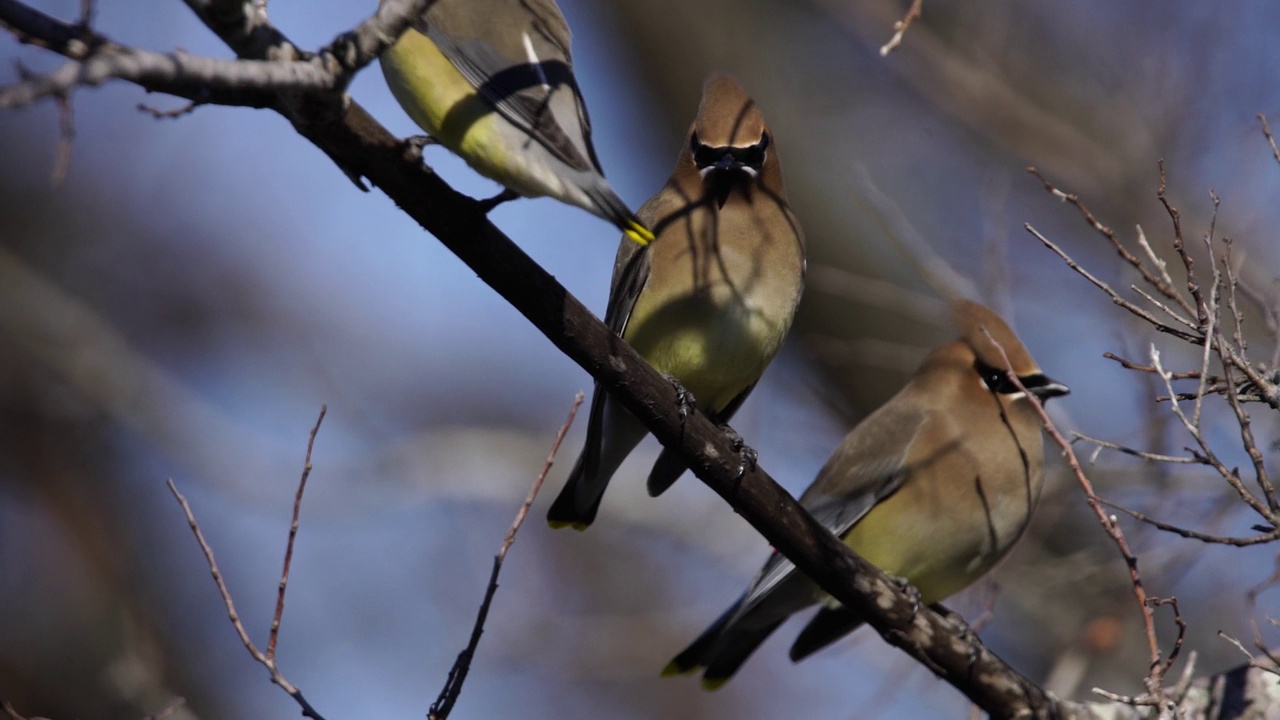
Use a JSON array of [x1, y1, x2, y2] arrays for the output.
[[841, 491, 1001, 604], [624, 296, 785, 413], [380, 31, 537, 195]]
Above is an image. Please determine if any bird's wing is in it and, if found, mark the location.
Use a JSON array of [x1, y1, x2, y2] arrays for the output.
[[604, 234, 652, 336], [422, 18, 598, 173], [732, 404, 929, 617]]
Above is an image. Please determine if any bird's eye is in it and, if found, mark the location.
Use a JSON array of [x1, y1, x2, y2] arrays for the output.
[[691, 133, 769, 172], [693, 143, 720, 169], [976, 361, 1020, 394], [738, 132, 769, 169]]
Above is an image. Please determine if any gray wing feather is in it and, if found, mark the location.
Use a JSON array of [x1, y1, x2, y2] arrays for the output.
[[423, 22, 598, 173], [730, 405, 929, 620]]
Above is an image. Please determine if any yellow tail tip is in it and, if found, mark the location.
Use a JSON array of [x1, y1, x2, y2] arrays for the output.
[[700, 677, 729, 691], [624, 220, 654, 246], [660, 661, 690, 678], [546, 518, 590, 531]]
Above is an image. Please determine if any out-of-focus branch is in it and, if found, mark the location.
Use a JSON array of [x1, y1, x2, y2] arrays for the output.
[[429, 392, 583, 720], [848, 164, 980, 303], [879, 0, 923, 56], [809, 0, 1137, 191]]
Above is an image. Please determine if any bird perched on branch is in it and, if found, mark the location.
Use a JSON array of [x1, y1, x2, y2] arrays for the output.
[[664, 300, 1069, 687], [379, 0, 652, 245], [547, 74, 806, 529]]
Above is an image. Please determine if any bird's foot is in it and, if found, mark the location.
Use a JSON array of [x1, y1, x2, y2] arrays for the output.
[[401, 134, 437, 161], [719, 423, 758, 480], [890, 574, 923, 622], [663, 374, 697, 428], [929, 602, 983, 673], [477, 188, 520, 213]]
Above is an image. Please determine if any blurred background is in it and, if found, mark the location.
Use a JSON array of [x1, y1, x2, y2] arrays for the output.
[[2, 1, 1279, 718]]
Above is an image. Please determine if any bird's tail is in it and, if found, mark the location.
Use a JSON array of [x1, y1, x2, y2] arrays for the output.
[[788, 605, 866, 662], [546, 451, 604, 531], [589, 186, 653, 246], [662, 597, 785, 690], [646, 446, 688, 497], [622, 217, 655, 247], [546, 392, 645, 530]]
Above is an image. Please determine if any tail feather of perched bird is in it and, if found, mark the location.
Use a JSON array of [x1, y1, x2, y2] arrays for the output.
[[788, 605, 865, 662], [379, 0, 652, 245], [547, 74, 806, 529], [546, 391, 647, 529], [662, 596, 786, 690], [665, 300, 1069, 686]]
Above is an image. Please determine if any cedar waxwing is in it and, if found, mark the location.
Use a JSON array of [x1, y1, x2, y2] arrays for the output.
[[379, 0, 653, 245], [663, 300, 1069, 687], [546, 74, 806, 529]]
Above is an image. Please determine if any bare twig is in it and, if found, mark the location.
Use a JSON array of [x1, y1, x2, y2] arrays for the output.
[[1071, 432, 1202, 464], [1190, 224, 1220, 429], [429, 392, 584, 720], [1219, 631, 1280, 677], [1099, 496, 1280, 546], [879, 0, 923, 56], [1148, 596, 1186, 681], [1219, 249, 1278, 511], [1134, 224, 1175, 293], [1102, 352, 1215, 382], [982, 327, 1178, 714], [1259, 113, 1280, 169], [0, 47, 332, 110], [1029, 166, 1192, 315], [1130, 284, 1196, 331], [1029, 167, 1279, 409], [269, 405, 327, 661], [1169, 650, 1198, 703], [1244, 559, 1280, 670], [167, 405, 332, 720], [1151, 347, 1276, 522], [1024, 223, 1200, 343], [0, 0, 436, 108], [1029, 165, 1280, 559]]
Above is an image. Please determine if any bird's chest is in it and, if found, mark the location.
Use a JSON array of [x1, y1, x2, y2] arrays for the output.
[[621, 201, 802, 408]]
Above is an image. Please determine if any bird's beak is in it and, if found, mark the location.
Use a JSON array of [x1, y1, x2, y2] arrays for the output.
[[1029, 376, 1070, 400], [714, 153, 743, 172]]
